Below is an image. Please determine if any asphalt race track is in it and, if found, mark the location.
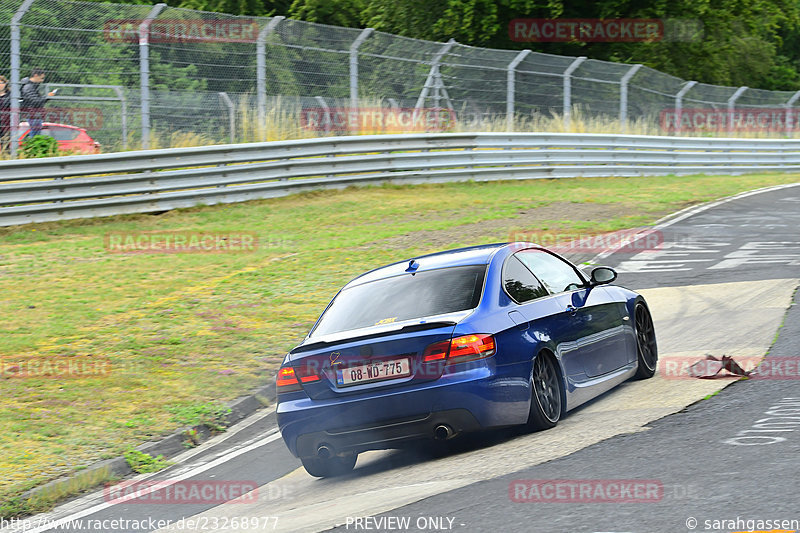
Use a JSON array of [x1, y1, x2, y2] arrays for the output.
[[6, 182, 800, 533]]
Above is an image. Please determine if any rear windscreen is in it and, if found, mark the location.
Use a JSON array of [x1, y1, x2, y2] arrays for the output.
[[310, 265, 487, 337]]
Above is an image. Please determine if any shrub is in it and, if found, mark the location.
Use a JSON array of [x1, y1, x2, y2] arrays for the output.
[[20, 135, 60, 158]]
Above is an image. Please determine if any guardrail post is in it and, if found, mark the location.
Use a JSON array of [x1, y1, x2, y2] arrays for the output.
[[350, 28, 374, 110], [506, 50, 531, 132], [139, 3, 167, 150], [257, 16, 284, 128], [562, 56, 586, 128], [619, 64, 642, 132], [674, 80, 697, 133], [727, 86, 748, 133], [9, 0, 37, 159], [784, 90, 800, 134], [218, 92, 235, 144]]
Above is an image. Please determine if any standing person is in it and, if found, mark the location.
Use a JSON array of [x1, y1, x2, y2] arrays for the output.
[[20, 68, 55, 139], [0, 76, 10, 153]]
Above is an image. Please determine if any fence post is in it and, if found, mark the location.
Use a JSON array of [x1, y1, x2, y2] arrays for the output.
[[350, 28, 374, 110], [674, 80, 697, 133], [784, 90, 800, 134], [562, 56, 586, 128], [257, 16, 284, 128], [727, 86, 748, 133], [315, 96, 332, 135], [218, 92, 235, 144], [9, 0, 37, 159], [619, 64, 642, 132], [415, 39, 456, 111], [111, 86, 128, 150], [506, 49, 531, 132], [139, 3, 166, 150]]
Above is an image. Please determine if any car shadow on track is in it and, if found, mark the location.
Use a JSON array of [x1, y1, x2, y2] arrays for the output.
[[322, 426, 534, 481], [320, 381, 640, 482]]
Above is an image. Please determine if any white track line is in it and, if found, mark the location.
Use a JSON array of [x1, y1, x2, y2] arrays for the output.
[[586, 181, 800, 265], [161, 405, 277, 472], [4, 407, 280, 533], [19, 432, 282, 533]]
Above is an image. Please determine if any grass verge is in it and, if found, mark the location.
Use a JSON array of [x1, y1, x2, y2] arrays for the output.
[[0, 171, 798, 512]]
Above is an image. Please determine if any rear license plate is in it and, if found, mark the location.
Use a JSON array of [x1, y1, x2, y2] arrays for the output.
[[336, 357, 412, 387]]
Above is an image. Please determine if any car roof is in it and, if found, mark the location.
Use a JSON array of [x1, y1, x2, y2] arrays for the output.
[[17, 122, 83, 130], [344, 243, 507, 289]]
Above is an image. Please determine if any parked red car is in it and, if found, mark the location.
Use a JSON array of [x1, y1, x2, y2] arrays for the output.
[[16, 122, 101, 154]]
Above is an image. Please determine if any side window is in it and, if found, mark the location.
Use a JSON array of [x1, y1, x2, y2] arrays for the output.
[[48, 127, 79, 141], [503, 256, 548, 303], [517, 249, 585, 294]]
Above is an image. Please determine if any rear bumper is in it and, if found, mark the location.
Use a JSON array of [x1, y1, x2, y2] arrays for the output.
[[277, 363, 531, 458], [295, 409, 481, 457]]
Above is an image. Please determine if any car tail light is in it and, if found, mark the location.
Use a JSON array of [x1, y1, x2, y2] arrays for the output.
[[423, 340, 450, 362], [295, 363, 321, 383], [448, 334, 496, 363], [276, 363, 320, 394], [422, 334, 496, 365], [276, 366, 301, 393]]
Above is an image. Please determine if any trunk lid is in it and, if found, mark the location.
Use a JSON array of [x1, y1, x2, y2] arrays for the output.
[[288, 315, 467, 399]]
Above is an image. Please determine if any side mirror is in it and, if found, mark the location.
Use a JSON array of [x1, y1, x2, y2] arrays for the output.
[[590, 266, 617, 286]]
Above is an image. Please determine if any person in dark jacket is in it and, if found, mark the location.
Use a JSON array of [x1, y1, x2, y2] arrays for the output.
[[21, 68, 55, 139]]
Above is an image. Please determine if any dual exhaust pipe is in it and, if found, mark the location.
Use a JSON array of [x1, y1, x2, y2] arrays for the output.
[[317, 444, 332, 459], [315, 424, 455, 458], [433, 424, 455, 441]]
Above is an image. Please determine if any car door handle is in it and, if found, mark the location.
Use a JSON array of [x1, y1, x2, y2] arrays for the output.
[[566, 304, 578, 316]]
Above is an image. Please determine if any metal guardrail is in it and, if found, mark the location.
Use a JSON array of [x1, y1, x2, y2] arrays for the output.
[[2, 132, 800, 227]]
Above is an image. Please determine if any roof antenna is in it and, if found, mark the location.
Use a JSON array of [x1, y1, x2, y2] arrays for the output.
[[405, 259, 419, 273]]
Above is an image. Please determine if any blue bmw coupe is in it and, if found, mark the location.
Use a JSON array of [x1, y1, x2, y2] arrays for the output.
[[276, 242, 657, 477]]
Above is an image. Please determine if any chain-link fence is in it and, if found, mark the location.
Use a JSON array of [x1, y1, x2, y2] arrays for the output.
[[4, 0, 800, 157]]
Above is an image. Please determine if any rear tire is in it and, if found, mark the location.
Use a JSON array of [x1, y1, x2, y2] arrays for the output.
[[527, 353, 562, 431], [301, 453, 357, 478], [633, 302, 658, 380]]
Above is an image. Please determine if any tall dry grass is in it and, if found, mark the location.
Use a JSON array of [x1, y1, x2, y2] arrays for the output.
[[3, 103, 800, 159], [455, 106, 800, 139]]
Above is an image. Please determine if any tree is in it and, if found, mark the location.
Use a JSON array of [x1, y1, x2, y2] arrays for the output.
[[288, 0, 364, 28], [77, 0, 800, 90]]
